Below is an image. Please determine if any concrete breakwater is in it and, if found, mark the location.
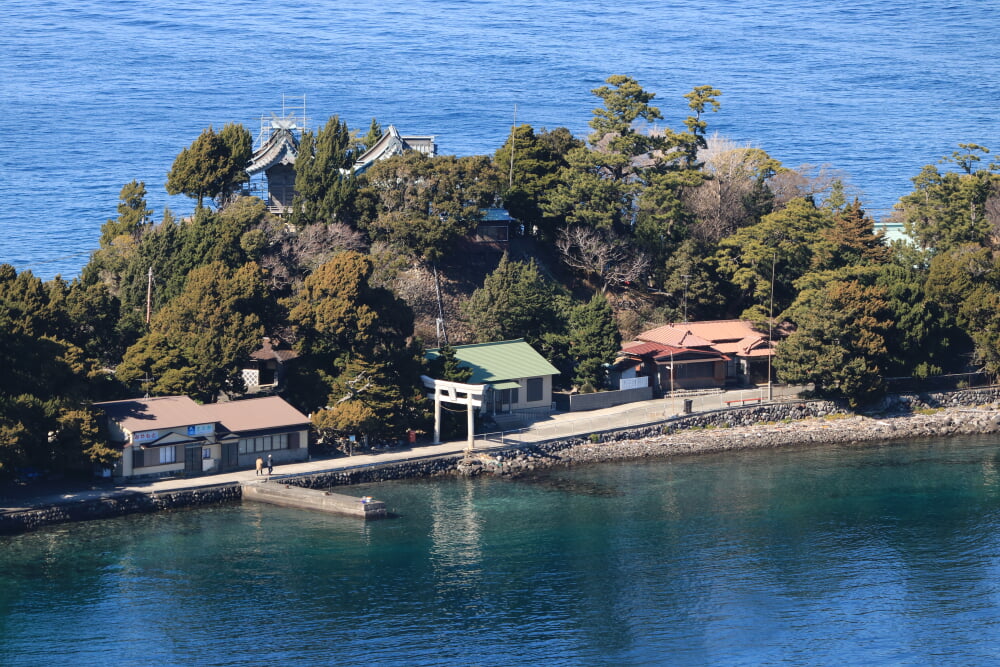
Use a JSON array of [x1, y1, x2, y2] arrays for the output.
[[242, 481, 387, 519]]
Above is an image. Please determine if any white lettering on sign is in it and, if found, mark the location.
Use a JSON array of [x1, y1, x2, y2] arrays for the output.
[[187, 423, 213, 436], [133, 430, 159, 443]]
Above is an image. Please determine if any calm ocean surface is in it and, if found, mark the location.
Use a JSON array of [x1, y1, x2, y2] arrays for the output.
[[2, 0, 999, 279], [0, 437, 1000, 667], [5, 436, 1000, 665]]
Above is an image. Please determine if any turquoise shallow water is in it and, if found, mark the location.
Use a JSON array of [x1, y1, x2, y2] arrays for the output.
[[2, 0, 999, 278], [5, 435, 1000, 665]]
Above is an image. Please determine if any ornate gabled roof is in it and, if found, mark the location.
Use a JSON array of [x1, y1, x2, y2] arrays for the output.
[[353, 125, 437, 174], [247, 128, 299, 176]]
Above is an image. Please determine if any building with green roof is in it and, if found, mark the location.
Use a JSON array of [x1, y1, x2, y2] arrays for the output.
[[425, 339, 560, 415]]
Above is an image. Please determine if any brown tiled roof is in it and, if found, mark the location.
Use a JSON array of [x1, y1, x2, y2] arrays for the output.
[[203, 397, 309, 432], [249, 337, 299, 362], [621, 341, 688, 356], [96, 396, 309, 434], [636, 325, 713, 348], [94, 396, 204, 432], [635, 320, 774, 358], [618, 341, 728, 363]]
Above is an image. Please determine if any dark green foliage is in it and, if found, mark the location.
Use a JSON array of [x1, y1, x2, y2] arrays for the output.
[[360, 152, 503, 262], [115, 262, 269, 402], [290, 115, 359, 226], [166, 124, 252, 208], [494, 125, 581, 239], [568, 293, 621, 390], [358, 118, 383, 154], [99, 181, 153, 248], [899, 144, 1000, 252], [286, 251, 418, 417], [0, 266, 114, 477], [775, 279, 891, 406], [810, 200, 889, 271], [427, 344, 473, 383], [714, 197, 835, 317], [462, 254, 568, 348]]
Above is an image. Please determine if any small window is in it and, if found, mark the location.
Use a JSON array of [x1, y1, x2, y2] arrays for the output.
[[159, 446, 176, 464], [202, 447, 212, 459], [526, 377, 543, 403]]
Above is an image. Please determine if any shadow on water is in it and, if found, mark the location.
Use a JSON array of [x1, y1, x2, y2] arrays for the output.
[[508, 470, 624, 498]]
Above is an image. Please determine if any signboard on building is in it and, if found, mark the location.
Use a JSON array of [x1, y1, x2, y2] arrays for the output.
[[187, 423, 214, 436], [133, 430, 159, 444]]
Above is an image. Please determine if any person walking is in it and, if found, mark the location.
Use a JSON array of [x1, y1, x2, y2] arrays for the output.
[[255, 456, 263, 476], [267, 454, 273, 476]]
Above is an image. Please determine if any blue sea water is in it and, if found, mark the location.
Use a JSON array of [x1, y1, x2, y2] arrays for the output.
[[5, 435, 1000, 665], [1, 0, 998, 280]]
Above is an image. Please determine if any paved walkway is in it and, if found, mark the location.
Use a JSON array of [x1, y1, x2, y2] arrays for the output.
[[0, 385, 804, 513]]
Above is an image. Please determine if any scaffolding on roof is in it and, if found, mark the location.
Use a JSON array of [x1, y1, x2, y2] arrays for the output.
[[254, 94, 309, 151]]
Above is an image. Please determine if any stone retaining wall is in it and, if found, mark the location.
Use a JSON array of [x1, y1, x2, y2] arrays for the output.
[[0, 484, 241, 536], [5, 390, 1000, 534]]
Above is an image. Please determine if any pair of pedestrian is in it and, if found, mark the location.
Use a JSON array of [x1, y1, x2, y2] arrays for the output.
[[255, 455, 274, 476]]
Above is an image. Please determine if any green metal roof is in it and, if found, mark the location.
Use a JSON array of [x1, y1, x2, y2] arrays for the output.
[[426, 339, 560, 384]]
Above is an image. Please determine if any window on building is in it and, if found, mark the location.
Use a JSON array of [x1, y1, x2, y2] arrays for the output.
[[203, 447, 212, 459], [526, 377, 543, 403], [238, 434, 288, 454], [159, 446, 176, 464]]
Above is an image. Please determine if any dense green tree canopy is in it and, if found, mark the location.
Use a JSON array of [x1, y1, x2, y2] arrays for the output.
[[714, 197, 835, 318], [360, 152, 503, 261], [0, 265, 114, 477], [567, 293, 621, 391], [116, 262, 268, 402], [463, 254, 567, 348], [775, 278, 891, 406], [290, 115, 359, 226], [166, 124, 252, 208], [899, 144, 1000, 252]]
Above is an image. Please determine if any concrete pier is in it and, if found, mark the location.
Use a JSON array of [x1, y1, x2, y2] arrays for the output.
[[241, 481, 386, 520]]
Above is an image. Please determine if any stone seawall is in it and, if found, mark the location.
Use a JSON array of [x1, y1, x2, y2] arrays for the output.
[[455, 392, 1000, 477], [5, 389, 1000, 534], [0, 484, 242, 536], [282, 457, 459, 490]]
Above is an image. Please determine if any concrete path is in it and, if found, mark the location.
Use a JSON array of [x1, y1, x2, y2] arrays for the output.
[[0, 385, 804, 513]]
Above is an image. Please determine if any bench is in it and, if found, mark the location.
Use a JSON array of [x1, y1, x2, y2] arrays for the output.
[[724, 397, 763, 406]]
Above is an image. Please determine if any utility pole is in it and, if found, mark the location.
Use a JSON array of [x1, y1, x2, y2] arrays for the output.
[[432, 262, 448, 347], [681, 274, 691, 323], [767, 252, 776, 401], [508, 104, 517, 189], [145, 267, 153, 325]]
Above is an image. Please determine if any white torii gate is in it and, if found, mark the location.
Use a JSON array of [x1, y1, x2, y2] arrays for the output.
[[420, 375, 488, 449]]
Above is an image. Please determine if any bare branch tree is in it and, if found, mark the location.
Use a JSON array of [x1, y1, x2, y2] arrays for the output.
[[556, 225, 649, 291]]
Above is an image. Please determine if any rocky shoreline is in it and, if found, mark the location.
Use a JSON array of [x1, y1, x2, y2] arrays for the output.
[[5, 390, 1000, 535], [457, 401, 1000, 477]]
